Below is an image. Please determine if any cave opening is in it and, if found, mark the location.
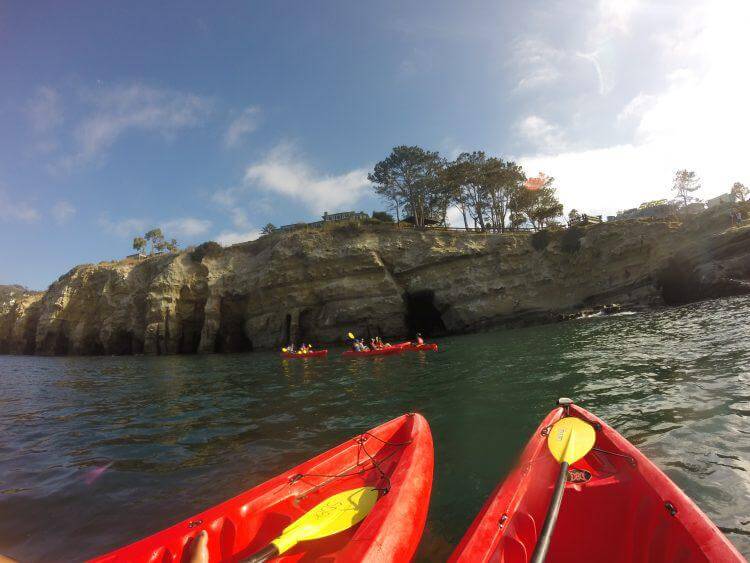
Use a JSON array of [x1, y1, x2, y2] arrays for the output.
[[81, 330, 105, 355], [44, 325, 69, 356], [297, 308, 319, 345], [404, 290, 446, 337], [658, 256, 702, 305], [214, 295, 253, 353], [107, 329, 134, 355], [176, 291, 206, 354]]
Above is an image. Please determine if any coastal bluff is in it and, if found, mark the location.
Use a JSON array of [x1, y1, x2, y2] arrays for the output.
[[2, 210, 749, 356]]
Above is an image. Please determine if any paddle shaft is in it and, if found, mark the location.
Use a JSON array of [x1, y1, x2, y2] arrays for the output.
[[241, 544, 279, 563], [530, 461, 568, 563]]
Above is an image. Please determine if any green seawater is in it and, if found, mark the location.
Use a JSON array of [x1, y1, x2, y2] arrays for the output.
[[1, 296, 749, 561]]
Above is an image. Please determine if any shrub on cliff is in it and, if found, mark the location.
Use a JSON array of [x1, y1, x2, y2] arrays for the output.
[[531, 230, 552, 251], [372, 211, 395, 223], [190, 241, 222, 262], [560, 226, 584, 254], [331, 221, 364, 235]]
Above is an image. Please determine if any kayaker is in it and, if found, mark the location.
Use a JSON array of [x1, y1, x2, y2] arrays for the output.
[[416, 333, 424, 345]]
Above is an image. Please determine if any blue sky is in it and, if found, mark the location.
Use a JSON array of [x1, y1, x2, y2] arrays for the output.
[[1, 0, 748, 289]]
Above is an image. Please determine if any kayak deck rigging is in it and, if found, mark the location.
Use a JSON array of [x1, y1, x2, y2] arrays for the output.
[[450, 402, 744, 563], [91, 414, 433, 563], [288, 431, 413, 499]]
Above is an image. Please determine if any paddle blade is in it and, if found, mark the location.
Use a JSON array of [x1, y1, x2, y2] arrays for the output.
[[547, 417, 595, 465], [272, 487, 378, 554], [347, 332, 355, 340]]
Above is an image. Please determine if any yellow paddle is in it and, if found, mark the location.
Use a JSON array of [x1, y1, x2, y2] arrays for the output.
[[530, 416, 595, 563], [242, 487, 379, 562], [347, 332, 355, 340]]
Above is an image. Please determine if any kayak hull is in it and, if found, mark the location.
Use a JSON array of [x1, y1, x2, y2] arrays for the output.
[[91, 413, 434, 563], [342, 346, 404, 358], [450, 402, 744, 563], [280, 350, 328, 359], [396, 342, 438, 352]]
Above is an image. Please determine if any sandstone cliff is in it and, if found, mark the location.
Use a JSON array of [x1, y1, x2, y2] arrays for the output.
[[1, 208, 749, 356]]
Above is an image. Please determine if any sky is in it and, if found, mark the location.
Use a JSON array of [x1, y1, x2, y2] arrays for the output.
[[1, 0, 748, 289]]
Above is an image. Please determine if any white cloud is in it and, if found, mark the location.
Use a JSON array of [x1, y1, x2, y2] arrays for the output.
[[27, 86, 63, 133], [224, 106, 260, 148], [616, 93, 656, 123], [514, 1, 639, 97], [243, 141, 371, 213], [98, 216, 148, 237], [161, 217, 212, 238], [590, 0, 639, 43], [51, 201, 76, 224], [211, 187, 239, 207], [513, 39, 564, 91], [517, 115, 567, 153], [99, 215, 212, 240], [439, 137, 466, 160], [216, 229, 261, 247], [0, 191, 41, 223], [517, 0, 750, 216], [228, 208, 251, 229], [61, 83, 212, 169]]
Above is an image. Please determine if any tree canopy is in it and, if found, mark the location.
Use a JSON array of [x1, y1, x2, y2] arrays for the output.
[[513, 175, 564, 229], [132, 228, 179, 255], [731, 182, 748, 202], [132, 236, 146, 254], [369, 145, 563, 232], [672, 169, 702, 207], [368, 145, 447, 228]]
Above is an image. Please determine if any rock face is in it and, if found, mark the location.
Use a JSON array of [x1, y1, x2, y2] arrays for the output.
[[2, 208, 749, 356]]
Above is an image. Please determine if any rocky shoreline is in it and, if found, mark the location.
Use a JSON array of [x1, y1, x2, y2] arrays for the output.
[[1, 208, 749, 356]]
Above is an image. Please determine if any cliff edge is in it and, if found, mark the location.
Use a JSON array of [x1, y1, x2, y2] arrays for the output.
[[2, 208, 749, 356]]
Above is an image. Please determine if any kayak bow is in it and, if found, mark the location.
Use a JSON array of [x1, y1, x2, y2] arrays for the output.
[[91, 413, 433, 562], [396, 342, 438, 352], [450, 399, 744, 563]]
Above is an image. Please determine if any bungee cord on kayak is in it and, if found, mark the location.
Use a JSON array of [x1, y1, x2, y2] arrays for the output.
[[289, 431, 414, 498]]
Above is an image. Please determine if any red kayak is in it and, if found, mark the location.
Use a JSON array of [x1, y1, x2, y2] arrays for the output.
[[280, 350, 328, 359], [396, 342, 438, 352], [91, 413, 433, 562], [450, 399, 744, 563], [342, 346, 404, 358]]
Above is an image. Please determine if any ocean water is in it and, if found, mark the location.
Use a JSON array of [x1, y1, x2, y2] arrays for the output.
[[1, 296, 748, 561]]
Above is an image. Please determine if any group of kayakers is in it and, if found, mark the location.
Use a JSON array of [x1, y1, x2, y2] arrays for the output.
[[352, 335, 393, 352], [281, 333, 427, 356], [284, 343, 315, 355]]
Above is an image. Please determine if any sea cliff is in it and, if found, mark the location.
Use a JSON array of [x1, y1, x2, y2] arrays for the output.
[[2, 208, 749, 356]]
